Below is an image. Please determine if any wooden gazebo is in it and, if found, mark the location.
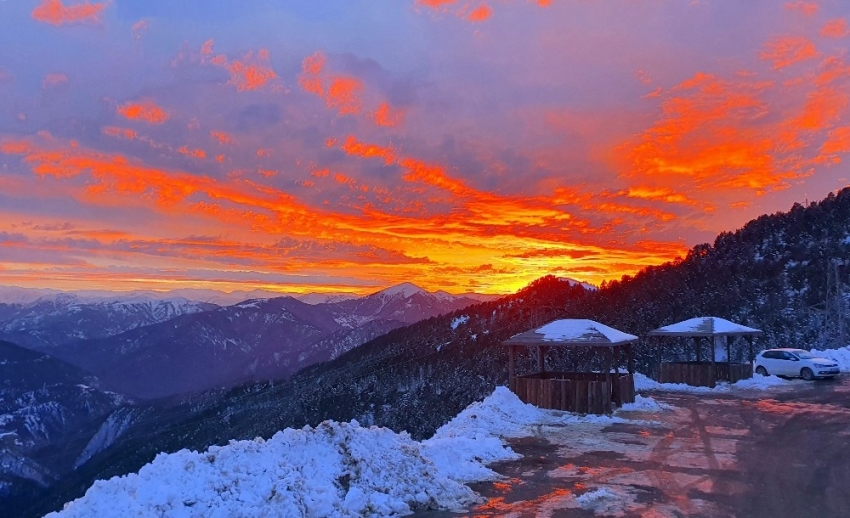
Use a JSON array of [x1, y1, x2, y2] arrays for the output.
[[504, 319, 637, 414], [647, 317, 763, 388]]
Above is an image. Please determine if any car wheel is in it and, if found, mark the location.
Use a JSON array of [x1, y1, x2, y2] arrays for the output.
[[801, 367, 814, 381], [755, 366, 768, 376]]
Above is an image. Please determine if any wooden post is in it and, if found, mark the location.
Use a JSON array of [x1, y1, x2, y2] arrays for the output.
[[508, 345, 516, 392], [710, 335, 717, 388], [627, 343, 634, 374], [726, 336, 732, 366], [748, 336, 754, 363], [605, 347, 613, 388], [537, 345, 546, 372], [656, 337, 662, 379], [695, 336, 701, 362]]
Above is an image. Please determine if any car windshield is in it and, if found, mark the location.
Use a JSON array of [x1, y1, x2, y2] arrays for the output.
[[792, 351, 815, 359]]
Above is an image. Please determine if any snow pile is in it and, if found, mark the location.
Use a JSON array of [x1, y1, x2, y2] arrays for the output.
[[634, 372, 789, 393], [810, 346, 850, 371], [49, 420, 480, 517], [576, 488, 621, 511], [52, 387, 595, 517], [618, 394, 672, 412]]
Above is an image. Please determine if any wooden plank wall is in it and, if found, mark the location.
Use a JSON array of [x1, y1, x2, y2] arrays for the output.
[[512, 373, 635, 414], [659, 362, 753, 387]]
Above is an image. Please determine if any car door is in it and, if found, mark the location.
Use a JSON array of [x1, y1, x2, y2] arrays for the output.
[[777, 351, 798, 376], [761, 351, 781, 375]]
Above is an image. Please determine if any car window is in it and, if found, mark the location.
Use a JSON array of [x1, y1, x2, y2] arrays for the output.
[[762, 351, 780, 359], [795, 351, 814, 359]]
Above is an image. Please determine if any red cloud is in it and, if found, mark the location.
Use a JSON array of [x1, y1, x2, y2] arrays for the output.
[[821, 19, 850, 39], [117, 99, 170, 124], [759, 36, 818, 70], [31, 0, 109, 26]]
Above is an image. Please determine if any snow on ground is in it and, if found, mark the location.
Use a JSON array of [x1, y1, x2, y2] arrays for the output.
[[47, 388, 630, 518], [634, 372, 790, 393], [810, 346, 850, 371], [450, 315, 469, 330], [49, 373, 796, 518]]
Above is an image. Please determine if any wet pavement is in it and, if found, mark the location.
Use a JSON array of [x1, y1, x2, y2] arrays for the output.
[[418, 375, 850, 517]]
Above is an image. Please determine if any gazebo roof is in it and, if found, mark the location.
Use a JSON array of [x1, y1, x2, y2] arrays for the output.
[[503, 318, 638, 347], [647, 316, 762, 337]]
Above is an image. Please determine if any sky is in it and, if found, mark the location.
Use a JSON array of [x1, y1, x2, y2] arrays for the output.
[[0, 0, 849, 296]]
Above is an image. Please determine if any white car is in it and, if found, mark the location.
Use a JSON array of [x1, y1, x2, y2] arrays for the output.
[[753, 348, 840, 380]]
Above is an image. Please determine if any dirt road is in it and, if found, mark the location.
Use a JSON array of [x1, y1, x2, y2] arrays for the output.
[[419, 375, 850, 517]]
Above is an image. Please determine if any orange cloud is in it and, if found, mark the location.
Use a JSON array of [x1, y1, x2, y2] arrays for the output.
[[223, 49, 278, 92], [102, 126, 137, 140], [819, 126, 850, 158], [467, 4, 492, 22], [373, 103, 406, 127], [620, 72, 800, 195], [759, 36, 818, 70], [132, 19, 148, 40], [42, 73, 68, 89], [299, 52, 326, 96], [178, 146, 206, 159], [821, 19, 850, 39], [326, 77, 364, 115], [201, 41, 280, 92], [117, 99, 170, 124], [299, 52, 364, 116], [210, 131, 234, 146], [1, 134, 689, 293], [31, 0, 109, 26], [200, 39, 215, 58], [783, 1, 819, 16], [416, 0, 458, 9]]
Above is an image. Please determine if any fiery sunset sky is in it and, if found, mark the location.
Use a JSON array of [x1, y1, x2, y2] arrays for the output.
[[1, 0, 849, 295]]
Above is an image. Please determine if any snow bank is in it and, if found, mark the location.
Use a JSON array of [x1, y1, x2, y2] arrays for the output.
[[48, 421, 478, 517], [810, 346, 850, 372], [634, 372, 790, 393], [52, 387, 610, 518]]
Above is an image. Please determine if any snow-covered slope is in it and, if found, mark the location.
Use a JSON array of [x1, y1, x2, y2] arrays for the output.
[[0, 340, 129, 500]]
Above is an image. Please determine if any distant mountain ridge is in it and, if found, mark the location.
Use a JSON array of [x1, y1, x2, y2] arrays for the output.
[[0, 296, 218, 351], [33, 284, 485, 399]]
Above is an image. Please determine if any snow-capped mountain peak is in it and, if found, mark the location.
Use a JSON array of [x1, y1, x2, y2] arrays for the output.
[[557, 277, 598, 291], [374, 282, 428, 299]]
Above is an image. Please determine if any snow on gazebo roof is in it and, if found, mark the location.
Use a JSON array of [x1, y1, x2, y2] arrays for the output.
[[647, 317, 762, 337], [503, 319, 638, 347]]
